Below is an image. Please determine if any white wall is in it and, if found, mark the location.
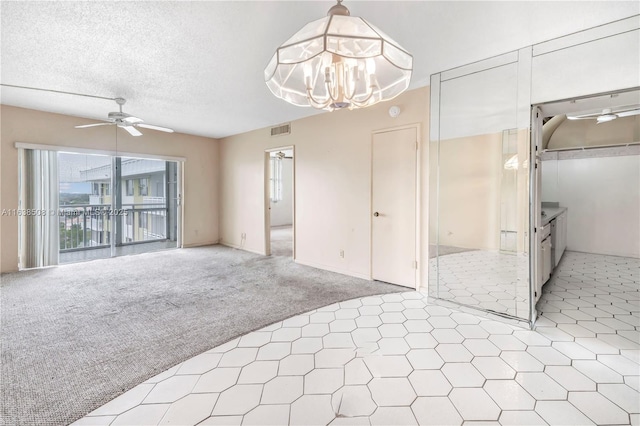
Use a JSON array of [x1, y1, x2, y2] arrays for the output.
[[541, 160, 560, 203], [542, 154, 640, 258], [220, 87, 429, 282], [440, 59, 519, 141], [270, 157, 293, 227], [531, 16, 640, 104]]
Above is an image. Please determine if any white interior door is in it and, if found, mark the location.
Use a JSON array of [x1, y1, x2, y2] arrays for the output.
[[372, 127, 417, 288]]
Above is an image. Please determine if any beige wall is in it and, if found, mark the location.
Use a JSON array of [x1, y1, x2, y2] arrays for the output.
[[434, 129, 529, 252], [437, 133, 502, 250], [219, 87, 430, 283], [0, 105, 220, 273]]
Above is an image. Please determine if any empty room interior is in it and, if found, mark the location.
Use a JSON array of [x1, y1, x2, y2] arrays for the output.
[[1, 1, 639, 425]]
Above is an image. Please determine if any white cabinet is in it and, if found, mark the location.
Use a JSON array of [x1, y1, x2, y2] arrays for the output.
[[536, 224, 552, 302], [537, 238, 552, 302], [542, 237, 552, 284], [555, 210, 567, 266], [537, 209, 567, 301]]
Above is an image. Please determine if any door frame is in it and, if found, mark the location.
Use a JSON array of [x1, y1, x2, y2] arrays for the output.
[[111, 156, 184, 253], [529, 106, 543, 326], [177, 160, 184, 248], [264, 145, 296, 258], [527, 87, 640, 326], [370, 123, 422, 290]]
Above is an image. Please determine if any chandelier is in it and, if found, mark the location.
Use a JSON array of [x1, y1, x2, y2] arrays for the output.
[[264, 0, 413, 111]]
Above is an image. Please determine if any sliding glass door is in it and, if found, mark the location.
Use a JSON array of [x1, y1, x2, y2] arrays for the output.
[[117, 156, 178, 255], [19, 149, 180, 268], [58, 152, 113, 263]]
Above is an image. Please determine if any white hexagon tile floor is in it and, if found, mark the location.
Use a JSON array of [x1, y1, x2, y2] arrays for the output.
[[433, 249, 529, 318], [74, 251, 639, 425]]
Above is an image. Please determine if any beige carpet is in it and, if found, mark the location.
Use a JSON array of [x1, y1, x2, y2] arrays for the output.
[[271, 225, 293, 257], [0, 244, 403, 425]]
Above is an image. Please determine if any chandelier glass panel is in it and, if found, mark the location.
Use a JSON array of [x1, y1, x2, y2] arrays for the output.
[[264, 1, 413, 111]]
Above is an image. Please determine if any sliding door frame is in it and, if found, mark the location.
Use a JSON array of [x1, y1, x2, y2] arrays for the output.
[[15, 142, 185, 266]]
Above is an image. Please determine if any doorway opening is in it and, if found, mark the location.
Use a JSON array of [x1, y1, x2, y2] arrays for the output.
[[531, 88, 639, 330], [265, 147, 294, 258]]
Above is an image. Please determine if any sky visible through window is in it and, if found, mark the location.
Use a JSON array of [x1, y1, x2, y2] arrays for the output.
[[58, 152, 111, 194]]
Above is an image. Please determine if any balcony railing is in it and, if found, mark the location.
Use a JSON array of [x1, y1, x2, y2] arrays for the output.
[[142, 196, 166, 204], [59, 204, 111, 252], [59, 203, 170, 252], [121, 204, 168, 245]]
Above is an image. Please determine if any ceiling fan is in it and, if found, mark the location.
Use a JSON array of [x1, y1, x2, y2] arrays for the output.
[[567, 105, 640, 124], [75, 98, 174, 136]]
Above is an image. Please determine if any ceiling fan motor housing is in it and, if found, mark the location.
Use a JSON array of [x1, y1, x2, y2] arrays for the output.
[[107, 111, 131, 122]]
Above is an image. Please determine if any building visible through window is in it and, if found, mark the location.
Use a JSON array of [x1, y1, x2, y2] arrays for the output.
[[139, 178, 149, 196], [92, 182, 110, 196]]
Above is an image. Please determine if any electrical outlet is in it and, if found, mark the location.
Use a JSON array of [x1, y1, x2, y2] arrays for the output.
[[339, 250, 344, 258]]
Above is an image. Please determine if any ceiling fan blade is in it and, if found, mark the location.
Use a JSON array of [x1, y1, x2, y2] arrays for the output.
[[566, 116, 596, 121], [75, 122, 113, 129], [616, 109, 640, 118], [121, 125, 142, 137], [136, 123, 174, 133]]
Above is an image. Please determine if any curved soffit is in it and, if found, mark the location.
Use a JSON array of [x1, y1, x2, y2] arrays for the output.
[[544, 115, 640, 150]]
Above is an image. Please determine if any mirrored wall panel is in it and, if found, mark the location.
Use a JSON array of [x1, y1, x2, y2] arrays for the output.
[[430, 51, 531, 321]]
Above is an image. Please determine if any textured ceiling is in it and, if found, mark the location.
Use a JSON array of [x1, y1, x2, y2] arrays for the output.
[[2, 1, 639, 139]]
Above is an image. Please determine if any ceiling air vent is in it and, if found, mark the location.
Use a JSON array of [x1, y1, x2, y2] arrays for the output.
[[270, 123, 291, 137]]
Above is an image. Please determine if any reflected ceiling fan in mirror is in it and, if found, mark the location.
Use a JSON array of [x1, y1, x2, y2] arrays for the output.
[[75, 98, 174, 136], [567, 105, 640, 124]]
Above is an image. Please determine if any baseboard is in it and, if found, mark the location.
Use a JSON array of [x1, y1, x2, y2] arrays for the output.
[[428, 296, 531, 329], [294, 259, 371, 281], [182, 240, 219, 248], [567, 249, 639, 259], [219, 241, 266, 256]]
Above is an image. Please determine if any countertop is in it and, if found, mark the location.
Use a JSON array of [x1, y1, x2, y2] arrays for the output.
[[542, 207, 567, 226]]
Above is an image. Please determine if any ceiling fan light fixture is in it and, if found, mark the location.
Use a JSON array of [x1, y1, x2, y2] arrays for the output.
[[264, 0, 413, 112], [596, 113, 617, 124], [124, 116, 144, 124]]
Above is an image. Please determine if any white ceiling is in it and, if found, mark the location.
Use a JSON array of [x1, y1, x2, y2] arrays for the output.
[[2, 1, 638, 139]]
